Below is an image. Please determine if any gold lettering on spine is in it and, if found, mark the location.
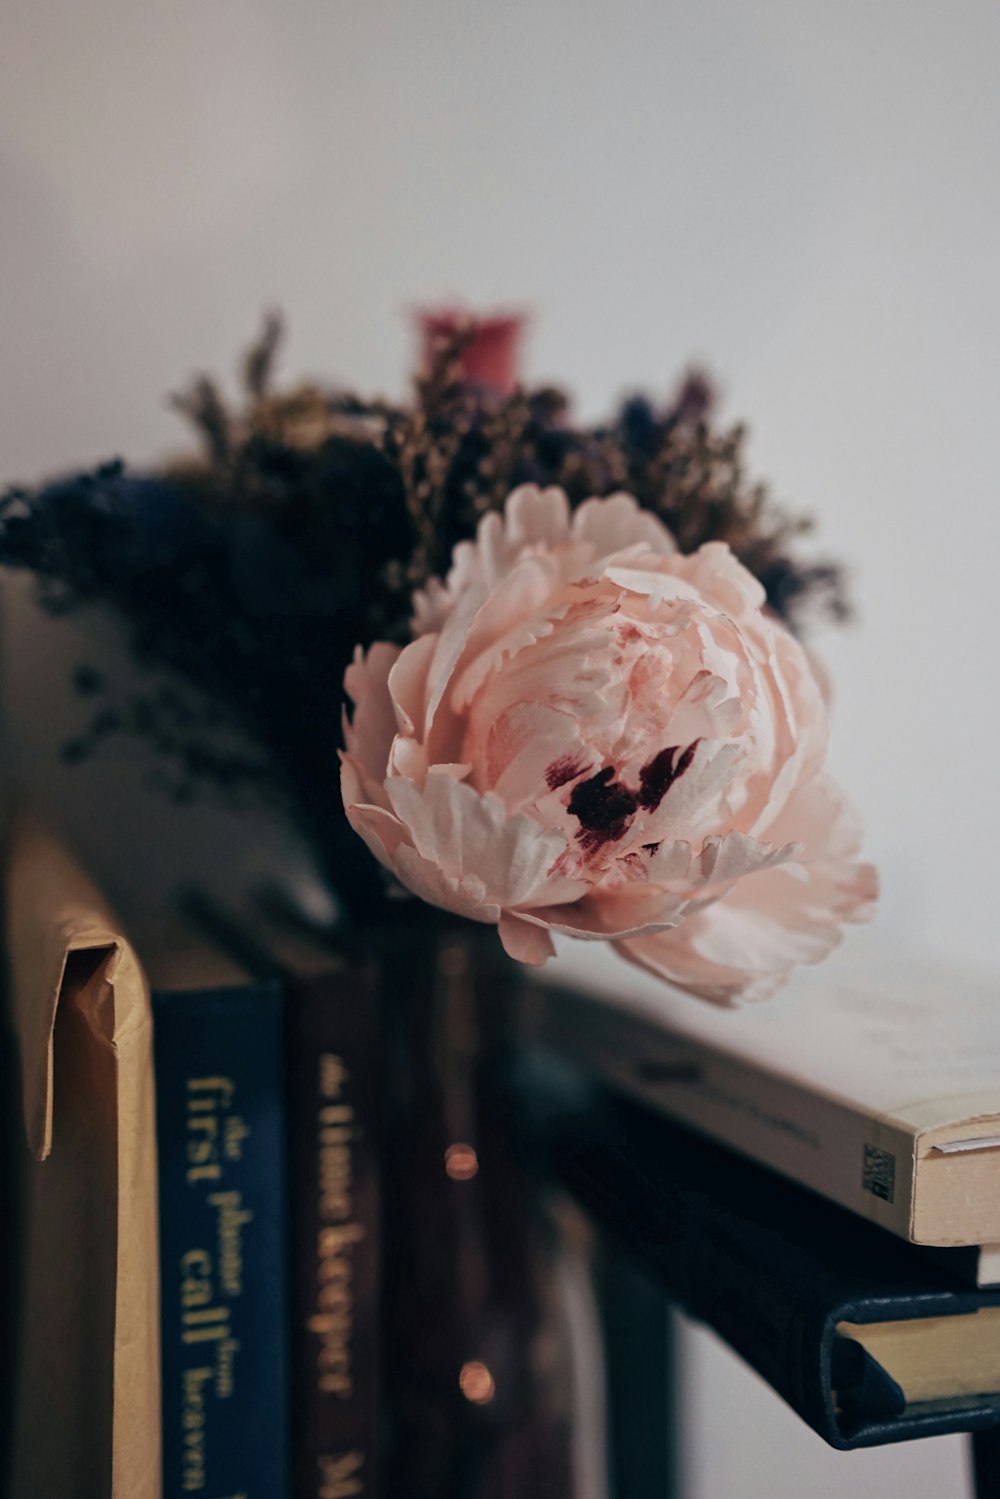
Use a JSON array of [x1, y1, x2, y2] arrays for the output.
[[313, 1054, 363, 1401], [177, 1070, 250, 1477], [310, 1222, 365, 1395], [185, 1077, 236, 1184], [318, 1105, 354, 1220], [318, 1451, 365, 1498], [208, 1190, 253, 1296], [180, 1365, 213, 1492]]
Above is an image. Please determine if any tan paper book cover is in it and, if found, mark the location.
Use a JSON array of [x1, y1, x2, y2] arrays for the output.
[[3, 814, 161, 1498], [530, 938, 1000, 1246]]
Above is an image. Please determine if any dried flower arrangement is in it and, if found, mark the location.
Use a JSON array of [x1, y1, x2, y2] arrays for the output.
[[0, 315, 869, 985]]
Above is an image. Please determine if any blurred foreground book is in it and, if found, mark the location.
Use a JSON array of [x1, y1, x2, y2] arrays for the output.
[[3, 816, 160, 1498]]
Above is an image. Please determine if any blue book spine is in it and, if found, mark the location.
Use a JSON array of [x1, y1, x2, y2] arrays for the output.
[[153, 982, 290, 1499]]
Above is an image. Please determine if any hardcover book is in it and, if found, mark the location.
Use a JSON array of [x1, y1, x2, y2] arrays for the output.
[[286, 959, 380, 1499], [147, 931, 290, 1499], [209, 900, 382, 1499], [528, 941, 1000, 1246], [517, 1052, 1000, 1450]]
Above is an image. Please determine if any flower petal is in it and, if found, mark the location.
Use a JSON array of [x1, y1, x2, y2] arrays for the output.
[[674, 541, 767, 618], [448, 557, 564, 712], [411, 577, 452, 637], [385, 769, 572, 909], [498, 911, 557, 965], [695, 830, 799, 889], [571, 492, 676, 560], [615, 931, 787, 1006], [340, 756, 411, 864], [423, 582, 488, 743], [517, 887, 688, 941], [388, 632, 437, 737], [616, 849, 877, 1005], [394, 843, 501, 924], [343, 642, 403, 782], [505, 484, 572, 547]]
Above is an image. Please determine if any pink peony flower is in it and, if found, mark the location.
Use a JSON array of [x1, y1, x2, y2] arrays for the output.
[[340, 486, 876, 1003]]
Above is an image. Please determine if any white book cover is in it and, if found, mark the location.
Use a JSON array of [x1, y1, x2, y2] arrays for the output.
[[531, 937, 1000, 1246]]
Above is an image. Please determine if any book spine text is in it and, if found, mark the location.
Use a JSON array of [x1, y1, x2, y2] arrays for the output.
[[154, 984, 290, 1499], [287, 965, 380, 1499]]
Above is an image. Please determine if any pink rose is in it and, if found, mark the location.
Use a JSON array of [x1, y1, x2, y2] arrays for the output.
[[340, 486, 876, 1003]]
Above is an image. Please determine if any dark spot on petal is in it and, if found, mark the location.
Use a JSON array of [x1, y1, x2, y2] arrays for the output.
[[545, 754, 590, 791], [637, 740, 700, 812], [566, 740, 701, 856], [567, 767, 639, 854]]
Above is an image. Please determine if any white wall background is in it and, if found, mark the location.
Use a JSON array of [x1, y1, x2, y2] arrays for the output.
[[2, 3, 997, 1496]]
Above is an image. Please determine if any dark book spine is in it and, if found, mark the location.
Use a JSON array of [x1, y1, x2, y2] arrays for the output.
[[153, 982, 290, 1499], [286, 964, 381, 1499], [520, 1062, 838, 1443], [551, 1126, 830, 1437]]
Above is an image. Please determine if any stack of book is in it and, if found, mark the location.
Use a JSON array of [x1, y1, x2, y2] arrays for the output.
[[149, 906, 382, 1499], [3, 817, 380, 1499], [517, 941, 1000, 1451], [6, 813, 1000, 1493], [2, 818, 578, 1499]]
